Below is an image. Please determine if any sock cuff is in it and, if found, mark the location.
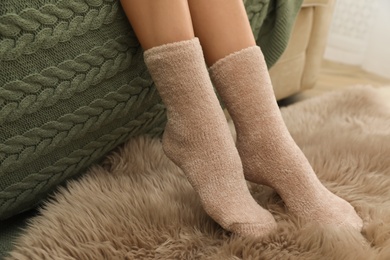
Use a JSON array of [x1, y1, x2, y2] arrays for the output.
[[143, 37, 201, 62], [142, 37, 216, 109], [208, 45, 265, 78]]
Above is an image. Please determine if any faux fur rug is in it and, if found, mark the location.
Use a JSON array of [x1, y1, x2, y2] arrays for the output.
[[7, 86, 390, 260]]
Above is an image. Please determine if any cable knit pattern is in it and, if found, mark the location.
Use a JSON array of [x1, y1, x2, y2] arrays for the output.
[[0, 0, 119, 60], [1, 103, 166, 219], [1, 80, 149, 173], [1, 35, 136, 124], [0, 0, 302, 221]]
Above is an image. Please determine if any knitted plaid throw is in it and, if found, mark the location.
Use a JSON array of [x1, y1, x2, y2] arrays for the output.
[[0, 0, 302, 221]]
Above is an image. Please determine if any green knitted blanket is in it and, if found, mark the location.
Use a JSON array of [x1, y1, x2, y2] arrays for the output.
[[0, 0, 302, 257]]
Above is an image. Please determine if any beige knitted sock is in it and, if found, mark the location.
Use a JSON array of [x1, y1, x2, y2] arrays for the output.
[[143, 38, 276, 236], [209, 46, 363, 231]]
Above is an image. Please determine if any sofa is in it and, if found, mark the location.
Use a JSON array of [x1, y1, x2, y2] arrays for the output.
[[270, 0, 335, 100]]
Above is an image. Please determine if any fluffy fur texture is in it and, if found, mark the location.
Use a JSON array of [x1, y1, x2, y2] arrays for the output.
[[7, 86, 390, 260]]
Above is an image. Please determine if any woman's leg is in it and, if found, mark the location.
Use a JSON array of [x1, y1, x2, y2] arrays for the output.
[[120, 0, 194, 50], [120, 0, 276, 236], [188, 0, 255, 65], [188, 0, 362, 230]]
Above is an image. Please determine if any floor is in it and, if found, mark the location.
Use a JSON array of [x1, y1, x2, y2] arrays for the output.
[[280, 60, 390, 105]]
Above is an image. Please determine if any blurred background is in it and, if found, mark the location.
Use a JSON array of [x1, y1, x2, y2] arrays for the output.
[[278, 0, 390, 104], [325, 0, 390, 79]]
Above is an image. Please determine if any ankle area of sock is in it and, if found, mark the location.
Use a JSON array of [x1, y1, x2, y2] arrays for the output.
[[142, 37, 217, 111], [208, 44, 276, 118], [144, 37, 200, 61], [143, 38, 205, 76], [208, 45, 265, 80]]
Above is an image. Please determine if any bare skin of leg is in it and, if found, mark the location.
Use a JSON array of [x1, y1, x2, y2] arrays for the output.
[[119, 0, 277, 236], [187, 0, 256, 66], [120, 0, 194, 50], [190, 0, 363, 230]]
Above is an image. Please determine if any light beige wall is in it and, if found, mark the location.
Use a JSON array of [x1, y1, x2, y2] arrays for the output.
[[325, 0, 390, 79]]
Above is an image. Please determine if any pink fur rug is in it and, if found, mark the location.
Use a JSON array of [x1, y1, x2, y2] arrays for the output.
[[7, 86, 390, 259]]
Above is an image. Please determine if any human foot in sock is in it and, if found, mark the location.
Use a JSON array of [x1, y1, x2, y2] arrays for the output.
[[144, 38, 277, 236], [209, 46, 363, 231]]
